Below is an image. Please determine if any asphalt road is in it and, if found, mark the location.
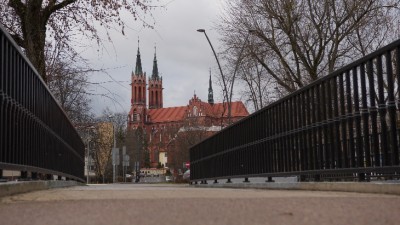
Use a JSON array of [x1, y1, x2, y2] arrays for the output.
[[1, 183, 399, 225]]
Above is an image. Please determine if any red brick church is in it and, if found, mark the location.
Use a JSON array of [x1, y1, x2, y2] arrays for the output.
[[127, 43, 249, 168]]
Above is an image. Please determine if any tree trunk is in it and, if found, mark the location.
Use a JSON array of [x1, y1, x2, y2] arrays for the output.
[[22, 1, 47, 82]]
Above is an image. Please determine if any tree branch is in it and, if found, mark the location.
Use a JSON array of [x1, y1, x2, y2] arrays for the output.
[[43, 0, 76, 23]]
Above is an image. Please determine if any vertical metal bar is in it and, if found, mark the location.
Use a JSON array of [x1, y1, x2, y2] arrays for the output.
[[385, 50, 398, 166], [278, 103, 283, 172], [298, 91, 307, 171], [321, 82, 328, 169], [332, 76, 341, 169], [360, 63, 371, 168], [308, 88, 314, 171], [316, 84, 323, 170], [352, 67, 363, 170], [295, 95, 301, 171], [368, 59, 379, 167], [327, 78, 335, 169], [339, 74, 347, 168], [268, 109, 273, 173], [376, 54, 389, 166], [395, 47, 400, 165], [345, 71, 355, 168], [288, 99, 293, 172], [273, 106, 278, 172]]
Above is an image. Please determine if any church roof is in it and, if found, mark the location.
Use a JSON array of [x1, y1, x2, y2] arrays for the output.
[[201, 101, 249, 118], [147, 101, 248, 124], [148, 106, 187, 123]]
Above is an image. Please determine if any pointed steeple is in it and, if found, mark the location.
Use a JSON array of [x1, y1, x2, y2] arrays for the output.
[[208, 69, 214, 104], [152, 44, 159, 79], [135, 38, 143, 75]]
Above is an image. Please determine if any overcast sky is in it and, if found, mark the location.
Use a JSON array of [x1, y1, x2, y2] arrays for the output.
[[82, 0, 229, 116]]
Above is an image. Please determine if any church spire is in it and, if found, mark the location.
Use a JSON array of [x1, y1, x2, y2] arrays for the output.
[[152, 44, 159, 79], [208, 69, 214, 104], [135, 38, 143, 75]]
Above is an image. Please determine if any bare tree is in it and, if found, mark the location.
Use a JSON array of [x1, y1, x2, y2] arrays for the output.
[[126, 126, 149, 171], [219, 0, 400, 94], [167, 118, 210, 171], [238, 61, 275, 112], [46, 44, 94, 123], [91, 121, 113, 182], [0, 0, 157, 82]]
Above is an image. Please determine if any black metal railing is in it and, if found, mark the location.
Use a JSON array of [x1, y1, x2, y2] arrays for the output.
[[0, 25, 84, 182], [190, 39, 400, 182]]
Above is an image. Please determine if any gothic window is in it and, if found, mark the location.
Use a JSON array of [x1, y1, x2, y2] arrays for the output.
[[134, 86, 137, 102], [138, 86, 142, 101], [156, 91, 159, 105], [193, 106, 198, 116]]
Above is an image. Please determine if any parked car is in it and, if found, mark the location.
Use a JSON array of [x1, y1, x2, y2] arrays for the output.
[[183, 170, 190, 181]]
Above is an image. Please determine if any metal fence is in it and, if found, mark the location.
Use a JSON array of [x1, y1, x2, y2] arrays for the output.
[[190, 39, 400, 182], [0, 25, 84, 182]]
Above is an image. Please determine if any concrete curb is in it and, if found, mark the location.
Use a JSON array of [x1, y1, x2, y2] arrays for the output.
[[192, 182, 400, 195], [0, 181, 83, 198]]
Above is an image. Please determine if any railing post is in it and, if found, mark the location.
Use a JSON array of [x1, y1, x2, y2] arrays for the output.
[[20, 171, 28, 179]]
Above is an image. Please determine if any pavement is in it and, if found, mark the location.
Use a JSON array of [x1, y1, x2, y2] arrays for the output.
[[1, 183, 400, 225], [0, 180, 82, 198]]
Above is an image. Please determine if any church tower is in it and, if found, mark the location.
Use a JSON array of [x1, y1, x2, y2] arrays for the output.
[[129, 40, 147, 128], [148, 46, 163, 109], [208, 69, 214, 104]]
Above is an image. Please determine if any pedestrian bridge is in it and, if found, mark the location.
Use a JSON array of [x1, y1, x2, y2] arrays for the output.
[[1, 21, 400, 225], [1, 20, 400, 185]]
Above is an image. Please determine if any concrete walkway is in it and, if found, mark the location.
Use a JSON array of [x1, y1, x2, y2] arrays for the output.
[[1, 183, 400, 225]]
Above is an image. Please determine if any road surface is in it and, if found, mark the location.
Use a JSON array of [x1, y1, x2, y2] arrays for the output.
[[1, 183, 399, 225]]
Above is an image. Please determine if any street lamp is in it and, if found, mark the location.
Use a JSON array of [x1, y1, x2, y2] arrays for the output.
[[197, 29, 255, 125], [197, 29, 230, 124]]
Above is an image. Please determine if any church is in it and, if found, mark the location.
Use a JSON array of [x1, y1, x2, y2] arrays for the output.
[[127, 43, 249, 169]]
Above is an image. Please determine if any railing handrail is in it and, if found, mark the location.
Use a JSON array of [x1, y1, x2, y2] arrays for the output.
[[0, 25, 83, 142], [0, 24, 85, 182]]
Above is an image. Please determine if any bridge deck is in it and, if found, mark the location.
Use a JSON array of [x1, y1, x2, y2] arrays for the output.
[[1, 183, 399, 225]]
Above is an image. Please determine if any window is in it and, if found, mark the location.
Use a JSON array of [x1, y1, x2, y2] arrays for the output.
[[193, 106, 198, 116]]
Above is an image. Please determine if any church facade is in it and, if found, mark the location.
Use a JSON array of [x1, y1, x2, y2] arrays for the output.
[[127, 44, 249, 168]]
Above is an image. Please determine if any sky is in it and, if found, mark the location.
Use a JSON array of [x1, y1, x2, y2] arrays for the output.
[[82, 0, 229, 116]]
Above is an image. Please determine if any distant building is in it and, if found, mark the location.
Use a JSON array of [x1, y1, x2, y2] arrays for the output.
[[127, 43, 249, 168]]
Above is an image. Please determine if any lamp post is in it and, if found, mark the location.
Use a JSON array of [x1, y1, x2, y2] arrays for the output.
[[197, 29, 255, 125], [108, 115, 117, 183], [197, 29, 230, 124]]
